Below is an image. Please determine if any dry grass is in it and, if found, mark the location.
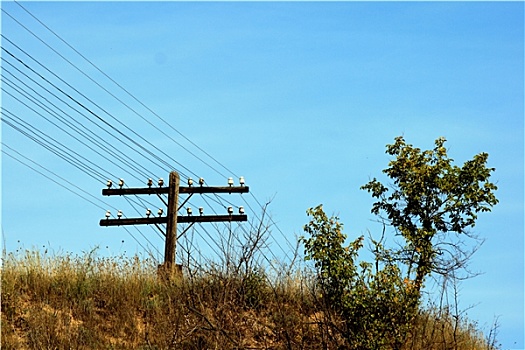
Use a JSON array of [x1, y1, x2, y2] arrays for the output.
[[1, 249, 498, 349]]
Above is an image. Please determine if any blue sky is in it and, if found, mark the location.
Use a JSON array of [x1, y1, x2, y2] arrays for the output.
[[1, 2, 523, 348]]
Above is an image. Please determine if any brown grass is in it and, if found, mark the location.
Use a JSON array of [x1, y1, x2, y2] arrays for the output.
[[1, 249, 498, 349]]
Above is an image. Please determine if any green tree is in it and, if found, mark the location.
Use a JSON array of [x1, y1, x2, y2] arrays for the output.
[[301, 137, 498, 349], [302, 205, 417, 349], [302, 205, 362, 312], [361, 136, 498, 294]]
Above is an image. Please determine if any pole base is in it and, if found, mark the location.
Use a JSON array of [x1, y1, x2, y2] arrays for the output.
[[157, 263, 182, 281]]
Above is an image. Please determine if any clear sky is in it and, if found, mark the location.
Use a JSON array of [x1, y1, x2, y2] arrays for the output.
[[1, 2, 523, 348]]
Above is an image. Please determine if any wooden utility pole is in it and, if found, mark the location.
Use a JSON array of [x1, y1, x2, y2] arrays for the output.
[[100, 171, 249, 272], [164, 171, 179, 269]]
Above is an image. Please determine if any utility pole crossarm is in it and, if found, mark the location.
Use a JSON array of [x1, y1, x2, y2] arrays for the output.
[[100, 171, 250, 275], [102, 186, 249, 196], [179, 186, 249, 194], [99, 214, 248, 227]]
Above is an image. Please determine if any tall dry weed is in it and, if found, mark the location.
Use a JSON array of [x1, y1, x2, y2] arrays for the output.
[[1, 248, 498, 349]]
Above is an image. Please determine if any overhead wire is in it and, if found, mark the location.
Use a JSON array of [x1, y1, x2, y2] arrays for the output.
[[2, 48, 185, 178], [1, 99, 116, 182], [8, 3, 235, 179], [1, 145, 162, 260], [2, 74, 149, 182], [3, 24, 242, 221], [1, 68, 158, 182], [3, 144, 163, 263], [7, 12, 239, 258], [3, 48, 178, 254], [1, 32, 203, 182], [9, 143, 284, 274], [122, 198, 163, 256], [3, 52, 168, 256], [3, 3, 296, 266], [2, 144, 113, 212], [2, 133, 163, 255], [1, 54, 170, 179], [2, 110, 107, 183], [2, 8, 243, 213]]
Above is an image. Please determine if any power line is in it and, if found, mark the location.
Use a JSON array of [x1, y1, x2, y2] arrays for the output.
[[1, 92, 119, 183], [2, 144, 168, 259], [121, 225, 160, 263], [2, 72, 158, 182], [1, 54, 172, 180], [2, 48, 190, 179], [2, 109, 108, 183], [4, 7, 252, 205], [7, 4, 236, 179], [2, 31, 209, 182], [2, 69, 162, 182], [3, 3, 296, 266], [2, 144, 112, 211], [3, 15, 248, 223], [2, 31, 228, 179], [121, 199, 163, 256]]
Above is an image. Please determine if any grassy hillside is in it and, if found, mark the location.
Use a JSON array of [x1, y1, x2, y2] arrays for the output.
[[1, 249, 498, 349]]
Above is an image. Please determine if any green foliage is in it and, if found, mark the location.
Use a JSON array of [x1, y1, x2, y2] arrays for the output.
[[302, 205, 363, 311], [361, 136, 498, 289], [301, 205, 418, 349], [300, 137, 498, 349]]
